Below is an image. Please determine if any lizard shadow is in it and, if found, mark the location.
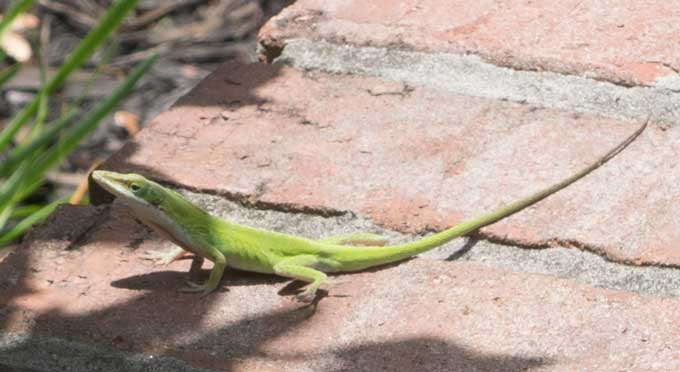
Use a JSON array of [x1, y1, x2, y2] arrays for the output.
[[173, 307, 554, 372], [321, 336, 552, 372], [1, 206, 555, 372], [446, 236, 480, 261], [111, 265, 289, 291], [111, 267, 340, 305], [110, 243, 414, 300]]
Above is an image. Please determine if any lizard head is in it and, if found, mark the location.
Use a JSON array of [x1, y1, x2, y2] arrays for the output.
[[92, 170, 212, 248], [92, 170, 166, 209]]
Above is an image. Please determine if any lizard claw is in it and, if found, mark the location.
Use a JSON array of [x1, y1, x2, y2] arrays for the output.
[[294, 289, 317, 303], [180, 280, 215, 296]]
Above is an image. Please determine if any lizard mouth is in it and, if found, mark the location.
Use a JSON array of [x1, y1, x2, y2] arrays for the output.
[[92, 170, 134, 199]]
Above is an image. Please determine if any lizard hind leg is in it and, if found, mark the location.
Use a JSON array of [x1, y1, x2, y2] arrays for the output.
[[273, 255, 331, 302]]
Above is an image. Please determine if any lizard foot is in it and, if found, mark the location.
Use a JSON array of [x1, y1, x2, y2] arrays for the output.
[[139, 249, 181, 265], [179, 280, 215, 296], [295, 289, 317, 303]]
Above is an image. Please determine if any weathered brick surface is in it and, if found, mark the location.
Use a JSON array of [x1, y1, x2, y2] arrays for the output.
[[259, 0, 680, 87], [97, 61, 678, 266], [2, 208, 679, 371], [3, 2, 680, 370]]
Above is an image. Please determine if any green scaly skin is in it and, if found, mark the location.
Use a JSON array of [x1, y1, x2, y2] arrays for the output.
[[92, 121, 646, 302]]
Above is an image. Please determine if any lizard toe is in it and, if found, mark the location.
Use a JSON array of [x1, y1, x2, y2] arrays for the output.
[[295, 290, 316, 303], [180, 280, 219, 296], [179, 281, 205, 293]]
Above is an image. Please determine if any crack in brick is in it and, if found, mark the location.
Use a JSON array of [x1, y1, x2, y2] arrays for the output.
[[64, 208, 111, 251], [161, 181, 351, 218], [23, 205, 110, 252], [276, 39, 680, 125], [477, 232, 680, 270], [158, 183, 675, 271]]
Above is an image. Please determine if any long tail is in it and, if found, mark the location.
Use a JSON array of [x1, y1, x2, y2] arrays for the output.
[[333, 119, 648, 269]]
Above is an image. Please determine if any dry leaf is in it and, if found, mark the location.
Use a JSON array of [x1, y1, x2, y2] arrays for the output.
[[114, 111, 140, 136], [0, 13, 39, 62], [0, 31, 31, 62], [10, 14, 39, 31]]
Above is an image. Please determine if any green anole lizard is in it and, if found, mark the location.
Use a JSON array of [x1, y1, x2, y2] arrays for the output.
[[92, 121, 646, 301]]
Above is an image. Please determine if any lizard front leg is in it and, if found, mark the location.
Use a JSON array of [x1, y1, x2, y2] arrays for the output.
[[139, 246, 188, 265], [180, 249, 226, 295]]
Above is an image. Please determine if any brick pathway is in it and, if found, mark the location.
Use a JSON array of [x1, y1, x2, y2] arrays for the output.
[[2, 1, 679, 371]]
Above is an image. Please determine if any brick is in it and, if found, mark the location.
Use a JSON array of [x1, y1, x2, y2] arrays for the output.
[[96, 62, 679, 267], [259, 0, 680, 87], [2, 209, 679, 371]]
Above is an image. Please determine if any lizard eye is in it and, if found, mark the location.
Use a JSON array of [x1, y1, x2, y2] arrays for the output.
[[130, 183, 141, 192]]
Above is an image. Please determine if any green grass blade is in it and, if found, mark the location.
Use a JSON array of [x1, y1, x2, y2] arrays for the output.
[[10, 177, 42, 208], [0, 110, 79, 177], [7, 55, 154, 206], [0, 63, 20, 86], [68, 40, 117, 113], [10, 204, 40, 218], [22, 55, 156, 192], [0, 205, 13, 231], [0, 196, 68, 246], [0, 98, 37, 152], [43, 0, 138, 94], [27, 48, 49, 138], [0, 0, 138, 151], [0, 0, 35, 40], [0, 160, 31, 212]]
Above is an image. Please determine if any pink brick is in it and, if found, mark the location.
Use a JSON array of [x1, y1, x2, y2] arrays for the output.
[[260, 0, 680, 87], [2, 211, 679, 371], [96, 62, 678, 267]]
